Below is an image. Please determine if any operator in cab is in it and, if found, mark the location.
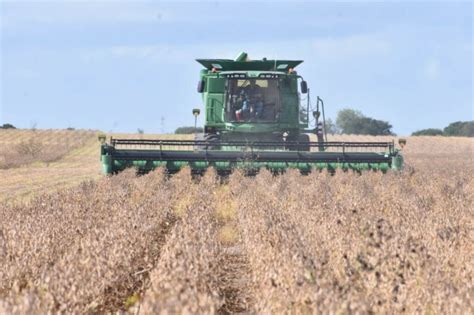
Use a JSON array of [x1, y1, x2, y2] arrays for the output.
[[235, 79, 264, 122]]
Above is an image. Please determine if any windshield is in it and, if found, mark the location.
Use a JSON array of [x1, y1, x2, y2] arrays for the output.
[[225, 78, 281, 122]]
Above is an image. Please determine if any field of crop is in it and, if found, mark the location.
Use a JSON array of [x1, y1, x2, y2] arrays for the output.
[[0, 130, 100, 202], [0, 130, 472, 314]]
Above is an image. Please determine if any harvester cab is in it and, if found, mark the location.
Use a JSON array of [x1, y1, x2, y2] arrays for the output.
[[100, 52, 404, 175], [195, 52, 315, 146]]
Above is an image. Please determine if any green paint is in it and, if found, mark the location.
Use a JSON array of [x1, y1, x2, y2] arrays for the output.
[[198, 52, 307, 135], [105, 157, 394, 174], [101, 155, 112, 175], [392, 154, 404, 171]]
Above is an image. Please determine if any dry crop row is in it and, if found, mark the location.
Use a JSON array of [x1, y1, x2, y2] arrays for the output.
[[0, 169, 176, 313], [140, 170, 223, 313], [231, 165, 472, 313], [139, 170, 252, 314], [0, 168, 250, 314]]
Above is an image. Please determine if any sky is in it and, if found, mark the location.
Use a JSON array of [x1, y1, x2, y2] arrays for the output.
[[0, 0, 472, 135]]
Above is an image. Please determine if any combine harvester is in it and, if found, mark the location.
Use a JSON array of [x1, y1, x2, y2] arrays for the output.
[[100, 52, 404, 175]]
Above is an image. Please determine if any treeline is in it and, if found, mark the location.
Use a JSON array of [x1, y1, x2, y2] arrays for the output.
[[0, 123, 16, 129], [325, 109, 395, 136], [174, 126, 204, 134], [412, 121, 474, 137], [325, 110, 473, 137]]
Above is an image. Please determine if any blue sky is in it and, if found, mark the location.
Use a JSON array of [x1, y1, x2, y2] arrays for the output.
[[1, 0, 472, 135]]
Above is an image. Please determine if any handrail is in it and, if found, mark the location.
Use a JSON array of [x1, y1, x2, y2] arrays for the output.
[[110, 138, 395, 153]]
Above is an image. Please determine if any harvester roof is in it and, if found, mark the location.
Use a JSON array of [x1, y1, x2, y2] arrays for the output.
[[196, 52, 303, 72]]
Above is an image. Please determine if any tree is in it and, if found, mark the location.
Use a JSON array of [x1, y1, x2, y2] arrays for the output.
[[412, 128, 444, 136], [335, 109, 363, 135], [335, 108, 394, 135], [443, 121, 474, 137], [324, 118, 339, 134], [460, 122, 474, 137], [175, 126, 204, 134], [0, 123, 16, 129]]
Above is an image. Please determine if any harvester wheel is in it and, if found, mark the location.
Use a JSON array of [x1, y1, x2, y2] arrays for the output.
[[286, 133, 310, 151], [298, 134, 310, 151], [195, 133, 219, 150], [204, 133, 220, 150]]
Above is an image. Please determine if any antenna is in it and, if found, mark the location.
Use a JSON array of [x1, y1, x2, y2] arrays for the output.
[[192, 108, 200, 137]]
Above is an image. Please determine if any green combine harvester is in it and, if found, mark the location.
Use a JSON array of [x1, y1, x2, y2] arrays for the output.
[[100, 52, 404, 175]]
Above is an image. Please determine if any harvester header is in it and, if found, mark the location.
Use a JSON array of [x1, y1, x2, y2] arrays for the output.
[[100, 52, 404, 175]]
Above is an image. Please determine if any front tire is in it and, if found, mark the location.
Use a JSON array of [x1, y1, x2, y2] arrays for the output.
[[204, 133, 219, 150], [286, 133, 310, 151], [195, 133, 219, 150]]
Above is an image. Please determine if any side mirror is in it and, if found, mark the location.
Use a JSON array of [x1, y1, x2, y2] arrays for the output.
[[300, 80, 308, 94], [197, 80, 205, 93]]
